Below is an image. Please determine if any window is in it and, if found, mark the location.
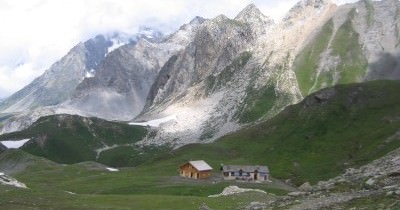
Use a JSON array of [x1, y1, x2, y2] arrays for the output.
[[230, 172, 234, 176]]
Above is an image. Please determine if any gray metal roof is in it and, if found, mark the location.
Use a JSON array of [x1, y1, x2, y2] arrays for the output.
[[222, 165, 269, 173], [182, 160, 213, 171]]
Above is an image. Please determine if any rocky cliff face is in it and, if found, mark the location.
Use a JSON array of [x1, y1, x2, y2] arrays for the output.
[[134, 0, 336, 146], [65, 17, 204, 121], [135, 9, 263, 145], [0, 19, 204, 134], [0, 35, 110, 113], [134, 0, 400, 147], [293, 0, 400, 96], [0, 32, 143, 115]]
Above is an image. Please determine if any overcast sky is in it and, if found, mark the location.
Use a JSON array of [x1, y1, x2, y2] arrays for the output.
[[0, 0, 360, 98]]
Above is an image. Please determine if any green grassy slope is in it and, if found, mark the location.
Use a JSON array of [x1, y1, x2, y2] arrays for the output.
[[0, 149, 58, 174], [237, 84, 278, 123], [0, 115, 149, 165], [0, 149, 285, 210], [331, 9, 368, 85], [294, 9, 368, 96], [143, 80, 400, 185], [0, 142, 5, 153], [294, 19, 334, 96]]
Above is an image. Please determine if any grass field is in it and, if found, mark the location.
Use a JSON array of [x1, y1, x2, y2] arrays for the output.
[[0, 149, 287, 209]]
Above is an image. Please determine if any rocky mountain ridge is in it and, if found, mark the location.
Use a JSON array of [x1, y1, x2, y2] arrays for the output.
[[0, 18, 203, 134], [1, 0, 400, 147], [137, 0, 400, 146], [66, 17, 203, 121]]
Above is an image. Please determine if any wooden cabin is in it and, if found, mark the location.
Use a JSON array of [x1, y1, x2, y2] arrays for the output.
[[221, 165, 270, 181], [179, 160, 213, 179]]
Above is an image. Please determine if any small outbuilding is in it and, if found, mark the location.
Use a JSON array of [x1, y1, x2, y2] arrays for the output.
[[179, 160, 213, 179], [221, 165, 270, 181]]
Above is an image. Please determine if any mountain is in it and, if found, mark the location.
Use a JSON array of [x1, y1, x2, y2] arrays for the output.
[[0, 28, 164, 115], [0, 35, 115, 113], [2, 80, 400, 183], [0, 28, 168, 134], [0, 32, 139, 134], [65, 17, 205, 121], [1, 0, 400, 148], [1, 1, 400, 208], [133, 0, 400, 146], [293, 0, 400, 96], [132, 0, 334, 145], [1, 80, 399, 209]]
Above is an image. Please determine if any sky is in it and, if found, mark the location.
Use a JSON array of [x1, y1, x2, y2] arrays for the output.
[[0, 0, 360, 98]]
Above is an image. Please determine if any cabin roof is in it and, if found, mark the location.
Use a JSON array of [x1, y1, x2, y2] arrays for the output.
[[222, 165, 269, 173], [184, 160, 213, 171]]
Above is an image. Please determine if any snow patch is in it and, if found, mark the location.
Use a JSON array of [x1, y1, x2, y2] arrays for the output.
[[140, 28, 154, 38], [0, 172, 28, 188], [106, 167, 119, 172], [107, 39, 128, 54], [0, 139, 30, 149], [85, 69, 95, 78], [138, 26, 163, 41], [208, 186, 266, 197], [129, 115, 177, 127]]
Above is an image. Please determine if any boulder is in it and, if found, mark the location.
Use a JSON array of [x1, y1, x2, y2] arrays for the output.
[[365, 178, 375, 186], [246, 202, 265, 210], [298, 182, 313, 192], [288, 191, 307, 197], [199, 203, 212, 210]]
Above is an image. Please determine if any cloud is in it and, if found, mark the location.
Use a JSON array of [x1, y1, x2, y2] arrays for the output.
[[0, 0, 359, 98]]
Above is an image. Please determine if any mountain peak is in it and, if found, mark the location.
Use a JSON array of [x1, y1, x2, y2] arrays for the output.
[[289, 0, 332, 12], [240, 3, 258, 13], [234, 3, 273, 25], [283, 0, 332, 22], [189, 16, 206, 25]]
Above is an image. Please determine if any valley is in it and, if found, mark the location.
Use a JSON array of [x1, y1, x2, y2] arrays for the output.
[[0, 0, 400, 209]]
